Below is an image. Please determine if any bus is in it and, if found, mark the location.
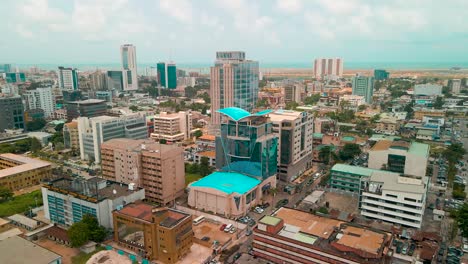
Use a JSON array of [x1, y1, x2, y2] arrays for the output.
[[193, 216, 205, 225]]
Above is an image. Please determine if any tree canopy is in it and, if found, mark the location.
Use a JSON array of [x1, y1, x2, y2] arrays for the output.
[[68, 214, 107, 247], [339, 143, 362, 161], [26, 118, 47, 131]]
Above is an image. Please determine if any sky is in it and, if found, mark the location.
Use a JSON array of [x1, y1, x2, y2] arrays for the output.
[[1, 0, 468, 65]]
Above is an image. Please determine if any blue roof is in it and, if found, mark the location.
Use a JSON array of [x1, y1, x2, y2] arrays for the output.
[[189, 171, 261, 194], [217, 107, 272, 121]]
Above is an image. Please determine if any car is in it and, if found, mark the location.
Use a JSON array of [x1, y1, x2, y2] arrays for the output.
[[220, 224, 227, 231], [261, 203, 270, 209], [408, 243, 416, 256], [230, 227, 237, 234], [248, 220, 256, 227], [233, 253, 242, 261], [254, 206, 264, 214], [306, 179, 314, 185], [401, 242, 409, 254], [201, 236, 210, 242], [276, 199, 289, 208], [246, 229, 252, 236]]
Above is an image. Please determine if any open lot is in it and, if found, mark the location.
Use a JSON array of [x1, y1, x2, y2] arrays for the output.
[[318, 191, 359, 214], [36, 237, 80, 264], [0, 189, 42, 217], [193, 220, 235, 248]]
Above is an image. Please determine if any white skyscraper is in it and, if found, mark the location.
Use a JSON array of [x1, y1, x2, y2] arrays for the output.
[[58, 67, 79, 90], [23, 87, 55, 118], [313, 58, 343, 80], [120, 44, 138, 91]]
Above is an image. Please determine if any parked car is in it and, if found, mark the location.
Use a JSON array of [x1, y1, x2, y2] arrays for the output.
[[246, 229, 252, 236], [233, 253, 242, 261], [254, 206, 264, 214], [229, 227, 237, 234], [408, 243, 416, 256], [276, 199, 289, 208], [220, 224, 227, 231], [201, 236, 210, 242], [401, 242, 409, 254], [260, 203, 270, 209], [248, 220, 256, 227]]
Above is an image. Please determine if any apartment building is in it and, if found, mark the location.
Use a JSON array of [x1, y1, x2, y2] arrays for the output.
[[375, 116, 400, 133], [0, 153, 51, 191], [313, 58, 344, 80], [150, 111, 192, 142], [77, 114, 148, 162], [63, 121, 79, 152], [23, 87, 55, 118], [269, 110, 313, 182], [253, 207, 393, 264], [368, 140, 430, 177], [413, 107, 446, 120], [58, 66, 79, 90], [101, 139, 185, 205], [0, 94, 25, 132], [42, 177, 145, 229], [339, 94, 366, 109], [113, 203, 193, 263], [360, 172, 428, 228]]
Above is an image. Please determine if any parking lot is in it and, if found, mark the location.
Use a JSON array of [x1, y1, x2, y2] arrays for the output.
[[193, 219, 237, 249], [318, 191, 359, 214]]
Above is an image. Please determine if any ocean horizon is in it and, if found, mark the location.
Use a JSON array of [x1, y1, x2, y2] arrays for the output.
[[15, 61, 468, 72]]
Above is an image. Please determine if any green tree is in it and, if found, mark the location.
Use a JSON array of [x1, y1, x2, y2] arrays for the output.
[[357, 105, 367, 111], [456, 203, 468, 238], [0, 186, 13, 202], [303, 94, 321, 105], [339, 143, 362, 161], [82, 215, 107, 242], [26, 118, 47, 131], [68, 221, 89, 247], [199, 157, 213, 176], [256, 99, 269, 108], [159, 139, 167, 144], [184, 86, 198, 98], [55, 123, 64, 132], [30, 137, 42, 152], [433, 96, 444, 109], [129, 105, 139, 112], [193, 130, 203, 138], [319, 146, 332, 165], [285, 101, 299, 110]]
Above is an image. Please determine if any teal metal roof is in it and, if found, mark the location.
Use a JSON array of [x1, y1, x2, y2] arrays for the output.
[[313, 133, 324, 139], [408, 142, 430, 157], [342, 136, 355, 142], [189, 171, 260, 194], [331, 164, 378, 176], [217, 107, 272, 121], [217, 107, 251, 121]]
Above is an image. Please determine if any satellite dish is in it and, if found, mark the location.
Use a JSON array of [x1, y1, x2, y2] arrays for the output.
[[113, 189, 117, 195]]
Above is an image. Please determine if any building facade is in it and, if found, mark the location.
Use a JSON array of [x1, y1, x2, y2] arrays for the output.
[[77, 114, 148, 162], [58, 66, 79, 90], [65, 99, 107, 121], [0, 153, 51, 191], [107, 70, 124, 91], [352, 76, 374, 104], [283, 83, 303, 104], [150, 111, 192, 142], [313, 58, 344, 80], [449, 79, 461, 94], [113, 203, 193, 263], [269, 110, 313, 182], [414, 84, 442, 96], [90, 71, 107, 91], [63, 121, 79, 152], [42, 177, 145, 229], [157, 62, 177, 89], [121, 44, 138, 91], [101, 139, 185, 205], [210, 51, 259, 124], [0, 94, 25, 132], [23, 87, 55, 118], [374, 69, 389, 80]]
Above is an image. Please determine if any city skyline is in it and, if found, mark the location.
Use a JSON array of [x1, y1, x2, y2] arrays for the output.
[[1, 0, 468, 64]]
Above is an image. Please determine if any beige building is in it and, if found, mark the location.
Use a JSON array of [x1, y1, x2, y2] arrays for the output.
[[63, 121, 79, 152], [0, 153, 51, 191], [413, 108, 445, 120], [375, 116, 400, 133], [101, 139, 185, 205], [150, 111, 192, 142]]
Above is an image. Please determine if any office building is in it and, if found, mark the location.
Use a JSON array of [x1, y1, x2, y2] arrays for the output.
[[113, 203, 193, 263], [5, 72, 26, 83], [283, 83, 303, 103], [65, 99, 107, 121], [0, 236, 62, 264], [414, 84, 442, 96], [63, 121, 79, 152], [42, 177, 145, 228], [210, 51, 259, 124], [374, 69, 390, 80], [313, 58, 344, 80], [150, 111, 192, 142], [23, 87, 55, 118], [368, 140, 430, 177], [24, 109, 45, 122], [77, 114, 148, 162], [58, 66, 79, 90], [62, 90, 82, 102], [95, 91, 112, 103], [352, 75, 374, 104], [449, 79, 461, 94], [339, 94, 366, 109], [157, 62, 177, 89], [360, 171, 428, 228], [269, 110, 313, 182], [107, 70, 124, 91], [0, 153, 51, 191], [253, 207, 393, 264], [0, 64, 12, 73], [0, 94, 25, 132], [121, 44, 138, 91], [188, 107, 277, 217], [90, 70, 107, 91], [101, 139, 185, 205]]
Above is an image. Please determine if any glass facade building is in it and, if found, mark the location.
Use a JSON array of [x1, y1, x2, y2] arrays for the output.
[[107, 70, 124, 91], [374, 69, 390, 80], [157, 62, 177, 89], [0, 95, 25, 131], [5, 72, 26, 83], [352, 76, 374, 104]]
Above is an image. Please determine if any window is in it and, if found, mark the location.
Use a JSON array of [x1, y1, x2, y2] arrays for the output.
[[404, 197, 417, 202], [386, 194, 397, 198]]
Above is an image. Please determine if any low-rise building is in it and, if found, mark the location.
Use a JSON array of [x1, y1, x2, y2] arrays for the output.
[[339, 94, 366, 109], [329, 164, 390, 193], [253, 207, 393, 264], [195, 134, 216, 151], [413, 107, 445, 120], [0, 236, 62, 264], [150, 111, 192, 142], [416, 129, 436, 141], [414, 83, 442, 96], [66, 99, 107, 121], [193, 151, 216, 167], [375, 116, 400, 133], [42, 177, 145, 229], [0, 153, 51, 191], [113, 203, 193, 263]]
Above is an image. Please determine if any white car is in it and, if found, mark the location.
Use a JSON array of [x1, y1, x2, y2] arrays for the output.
[[254, 207, 264, 214]]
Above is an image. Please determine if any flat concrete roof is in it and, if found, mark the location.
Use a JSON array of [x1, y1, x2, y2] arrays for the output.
[[269, 110, 303, 122], [0, 236, 61, 264], [336, 225, 385, 256], [331, 164, 379, 177], [408, 142, 430, 157], [0, 153, 51, 178], [369, 172, 426, 194], [259, 215, 282, 226]]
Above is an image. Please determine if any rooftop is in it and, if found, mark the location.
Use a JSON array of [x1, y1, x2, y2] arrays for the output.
[[197, 134, 216, 141], [334, 225, 386, 256], [217, 107, 272, 121], [417, 129, 435, 136], [369, 172, 426, 194], [0, 154, 51, 178], [116, 203, 155, 222], [7, 214, 39, 229], [0, 236, 61, 264], [269, 110, 303, 122], [102, 138, 180, 154], [313, 133, 324, 139], [197, 151, 216, 158], [189, 171, 260, 195], [331, 164, 379, 176], [408, 141, 430, 157], [67, 99, 105, 105], [259, 215, 282, 226], [115, 203, 190, 228]]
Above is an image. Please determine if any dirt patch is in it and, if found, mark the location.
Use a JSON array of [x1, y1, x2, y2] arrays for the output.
[[193, 220, 235, 247], [319, 191, 359, 214], [36, 238, 80, 264]]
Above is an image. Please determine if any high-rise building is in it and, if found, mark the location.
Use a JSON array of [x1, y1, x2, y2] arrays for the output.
[[283, 82, 304, 104], [313, 58, 343, 80], [120, 44, 138, 91], [157, 62, 177, 89], [23, 87, 55, 118], [57, 67, 79, 90], [0, 94, 25, 131], [269, 110, 314, 182], [89, 70, 107, 91], [62, 90, 82, 102], [352, 75, 374, 104], [374, 69, 390, 80], [5, 72, 26, 83], [101, 139, 185, 205], [0, 64, 12, 73], [65, 99, 107, 121], [107, 70, 124, 91], [112, 203, 193, 263], [210, 51, 259, 124], [63, 121, 79, 152], [150, 111, 192, 142], [449, 79, 462, 94], [77, 113, 148, 162]]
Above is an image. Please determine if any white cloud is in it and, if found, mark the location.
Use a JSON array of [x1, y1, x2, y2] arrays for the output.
[[276, 0, 302, 14], [15, 24, 34, 39], [159, 0, 192, 24]]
